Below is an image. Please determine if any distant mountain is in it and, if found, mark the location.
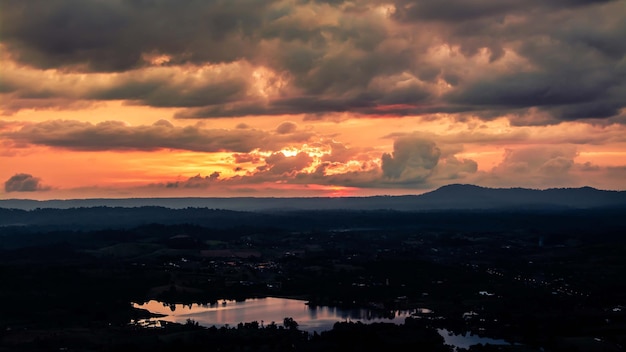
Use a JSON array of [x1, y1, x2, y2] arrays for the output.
[[416, 184, 626, 210], [2, 184, 626, 211]]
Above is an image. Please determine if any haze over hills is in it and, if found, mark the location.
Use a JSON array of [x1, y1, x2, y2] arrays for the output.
[[2, 184, 626, 211]]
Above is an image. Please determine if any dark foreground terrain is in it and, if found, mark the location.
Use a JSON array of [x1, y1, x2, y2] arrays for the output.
[[1, 193, 625, 351]]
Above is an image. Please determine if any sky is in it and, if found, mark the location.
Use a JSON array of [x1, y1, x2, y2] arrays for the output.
[[1, 0, 626, 199]]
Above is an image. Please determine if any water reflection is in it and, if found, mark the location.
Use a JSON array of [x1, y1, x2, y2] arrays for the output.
[[437, 328, 513, 350], [133, 297, 411, 332]]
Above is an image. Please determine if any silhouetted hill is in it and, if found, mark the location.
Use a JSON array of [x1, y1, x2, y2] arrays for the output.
[[2, 184, 625, 211], [417, 184, 626, 209]]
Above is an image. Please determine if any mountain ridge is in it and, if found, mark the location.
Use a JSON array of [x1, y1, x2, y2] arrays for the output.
[[2, 184, 625, 211]]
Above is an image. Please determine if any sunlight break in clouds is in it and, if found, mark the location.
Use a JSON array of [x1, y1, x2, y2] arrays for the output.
[[1, 0, 625, 198]]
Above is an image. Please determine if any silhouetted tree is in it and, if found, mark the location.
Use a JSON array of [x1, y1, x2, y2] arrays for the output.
[[283, 317, 298, 330]]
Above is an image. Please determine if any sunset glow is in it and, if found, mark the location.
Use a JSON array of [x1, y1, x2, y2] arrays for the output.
[[2, 0, 625, 199]]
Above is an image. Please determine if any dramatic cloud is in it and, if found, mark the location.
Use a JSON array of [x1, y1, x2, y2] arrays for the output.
[[0, 0, 275, 71], [1, 0, 625, 197], [391, 0, 617, 23], [4, 173, 50, 192], [1, 0, 623, 122], [229, 136, 459, 188], [3, 119, 313, 153]]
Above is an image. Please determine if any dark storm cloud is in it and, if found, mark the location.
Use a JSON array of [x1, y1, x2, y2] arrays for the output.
[[1, 0, 624, 123], [447, 71, 608, 108], [176, 85, 432, 118], [0, 0, 276, 71], [88, 72, 248, 108], [0, 0, 428, 118], [1, 61, 252, 111], [392, 0, 617, 23], [169, 99, 346, 120], [444, 68, 625, 121], [173, 98, 365, 118], [392, 0, 626, 123], [3, 120, 313, 153], [392, 0, 517, 22], [439, 4, 626, 121], [4, 173, 50, 192]]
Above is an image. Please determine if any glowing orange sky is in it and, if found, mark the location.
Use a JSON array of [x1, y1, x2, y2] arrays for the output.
[[1, 1, 625, 199]]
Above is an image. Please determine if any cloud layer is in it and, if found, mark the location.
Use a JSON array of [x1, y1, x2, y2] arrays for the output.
[[3, 119, 312, 153], [1, 0, 624, 124]]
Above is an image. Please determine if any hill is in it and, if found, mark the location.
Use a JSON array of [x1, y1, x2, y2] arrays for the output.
[[2, 184, 625, 211]]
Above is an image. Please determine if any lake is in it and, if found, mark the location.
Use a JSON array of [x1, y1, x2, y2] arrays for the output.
[[133, 297, 412, 332], [133, 298, 517, 348]]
